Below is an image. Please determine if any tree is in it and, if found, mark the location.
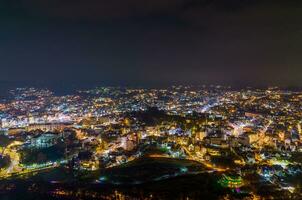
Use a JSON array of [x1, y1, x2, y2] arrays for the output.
[[0, 135, 11, 148]]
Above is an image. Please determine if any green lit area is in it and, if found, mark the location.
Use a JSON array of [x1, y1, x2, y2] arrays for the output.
[[218, 174, 244, 189]]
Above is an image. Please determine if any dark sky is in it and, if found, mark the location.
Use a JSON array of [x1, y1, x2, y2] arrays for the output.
[[0, 0, 302, 87]]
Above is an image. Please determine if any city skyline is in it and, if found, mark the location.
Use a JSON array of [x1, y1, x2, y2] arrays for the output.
[[0, 86, 301, 199], [1, 1, 302, 200]]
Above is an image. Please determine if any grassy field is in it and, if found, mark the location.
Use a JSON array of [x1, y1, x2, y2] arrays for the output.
[[98, 157, 207, 184]]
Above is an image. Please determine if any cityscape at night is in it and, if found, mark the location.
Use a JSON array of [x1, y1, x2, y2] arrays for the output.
[[1, 0, 302, 199], [0, 86, 301, 199]]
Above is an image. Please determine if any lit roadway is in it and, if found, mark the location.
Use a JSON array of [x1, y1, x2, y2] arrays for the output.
[[0, 141, 23, 176], [0, 141, 69, 180]]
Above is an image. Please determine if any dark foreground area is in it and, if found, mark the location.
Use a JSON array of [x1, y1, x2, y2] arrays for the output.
[[1, 157, 300, 200], [0, 174, 221, 200], [0, 157, 240, 200]]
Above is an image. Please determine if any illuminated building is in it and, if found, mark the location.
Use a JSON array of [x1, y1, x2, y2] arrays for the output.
[[26, 123, 72, 132], [29, 133, 58, 149], [218, 174, 244, 189], [238, 132, 259, 146]]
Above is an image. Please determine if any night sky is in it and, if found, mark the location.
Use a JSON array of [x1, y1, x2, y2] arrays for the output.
[[1, 0, 302, 87]]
